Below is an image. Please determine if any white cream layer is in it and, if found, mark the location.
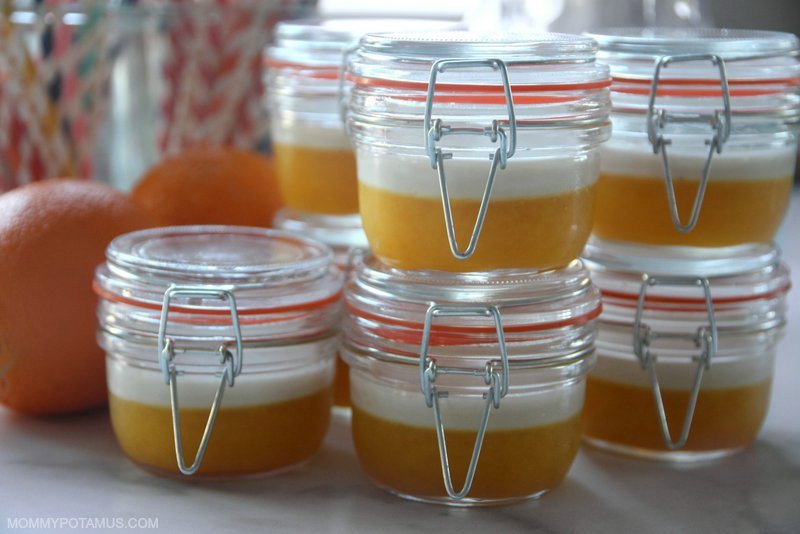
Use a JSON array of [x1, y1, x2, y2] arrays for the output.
[[350, 370, 584, 431], [592, 336, 775, 390], [270, 116, 353, 151], [601, 141, 797, 181], [356, 150, 600, 199], [107, 342, 335, 408]]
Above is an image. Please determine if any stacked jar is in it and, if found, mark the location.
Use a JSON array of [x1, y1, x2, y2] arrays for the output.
[[341, 32, 612, 505], [580, 28, 798, 460], [266, 18, 458, 412]]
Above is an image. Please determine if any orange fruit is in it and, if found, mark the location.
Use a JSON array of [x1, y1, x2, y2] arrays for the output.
[[0, 180, 156, 415], [132, 147, 282, 227]]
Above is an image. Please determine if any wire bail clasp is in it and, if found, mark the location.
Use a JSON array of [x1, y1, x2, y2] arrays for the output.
[[633, 275, 718, 450], [157, 285, 244, 475], [646, 54, 731, 234], [419, 304, 510, 500], [424, 58, 517, 260]]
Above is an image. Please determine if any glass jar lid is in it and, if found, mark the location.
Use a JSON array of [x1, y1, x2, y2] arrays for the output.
[[96, 225, 343, 315], [348, 31, 609, 87], [586, 27, 800, 124], [588, 27, 799, 60], [582, 240, 790, 330], [345, 256, 601, 351], [267, 17, 462, 70]]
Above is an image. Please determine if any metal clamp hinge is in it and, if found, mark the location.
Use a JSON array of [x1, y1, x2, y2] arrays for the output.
[[419, 304, 510, 500], [424, 58, 517, 260], [633, 275, 718, 450], [157, 285, 243, 475], [646, 54, 732, 234]]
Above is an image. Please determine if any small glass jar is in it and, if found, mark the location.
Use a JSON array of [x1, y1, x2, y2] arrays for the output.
[[95, 226, 343, 477], [266, 18, 459, 216], [586, 28, 799, 249], [346, 31, 611, 272], [581, 239, 790, 461], [273, 207, 369, 411], [341, 257, 601, 505]]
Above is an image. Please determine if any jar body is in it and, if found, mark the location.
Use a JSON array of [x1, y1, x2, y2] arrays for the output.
[[588, 28, 800, 249], [270, 111, 358, 215], [353, 125, 602, 272], [345, 350, 590, 505], [582, 327, 777, 461], [103, 336, 336, 477], [593, 128, 796, 248]]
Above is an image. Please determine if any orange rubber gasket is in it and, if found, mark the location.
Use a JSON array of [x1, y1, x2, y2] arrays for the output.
[[346, 301, 602, 343]]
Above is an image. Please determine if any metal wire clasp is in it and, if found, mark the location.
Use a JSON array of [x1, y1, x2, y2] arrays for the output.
[[633, 275, 718, 450], [423, 58, 517, 260], [647, 54, 731, 234], [157, 285, 243, 475], [419, 304, 510, 500]]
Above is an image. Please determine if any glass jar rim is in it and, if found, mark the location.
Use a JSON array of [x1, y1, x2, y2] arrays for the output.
[[582, 240, 791, 308], [346, 257, 602, 335], [97, 226, 343, 315], [587, 27, 800, 60], [267, 17, 462, 69], [273, 209, 369, 251], [347, 30, 609, 89]]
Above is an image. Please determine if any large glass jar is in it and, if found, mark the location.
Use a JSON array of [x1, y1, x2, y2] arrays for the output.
[[341, 257, 601, 505], [266, 18, 458, 216], [346, 31, 611, 272], [586, 28, 799, 249], [581, 240, 790, 461], [273, 207, 369, 410], [95, 226, 343, 477]]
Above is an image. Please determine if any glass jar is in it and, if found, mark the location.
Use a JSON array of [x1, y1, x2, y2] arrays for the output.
[[341, 257, 601, 505], [273, 207, 369, 410], [346, 31, 611, 272], [95, 226, 343, 477], [266, 18, 459, 216], [586, 28, 799, 248], [581, 239, 790, 461]]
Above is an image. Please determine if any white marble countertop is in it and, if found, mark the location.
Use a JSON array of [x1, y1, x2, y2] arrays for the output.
[[2, 191, 799, 534]]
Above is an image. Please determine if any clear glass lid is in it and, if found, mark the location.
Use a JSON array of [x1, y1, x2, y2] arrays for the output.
[[346, 256, 601, 332], [267, 17, 462, 68], [582, 239, 790, 319], [348, 31, 609, 86], [96, 226, 343, 312], [587, 28, 800, 60]]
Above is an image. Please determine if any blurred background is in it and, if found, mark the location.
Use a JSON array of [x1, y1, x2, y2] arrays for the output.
[[1, 0, 798, 193]]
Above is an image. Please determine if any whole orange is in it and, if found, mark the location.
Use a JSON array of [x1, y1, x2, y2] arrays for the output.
[[132, 147, 282, 227], [0, 180, 155, 415]]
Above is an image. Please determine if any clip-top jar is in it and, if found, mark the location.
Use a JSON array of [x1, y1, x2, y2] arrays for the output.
[[586, 28, 800, 249], [266, 18, 459, 216], [95, 226, 343, 477], [581, 240, 790, 461], [341, 257, 601, 505], [346, 31, 611, 272]]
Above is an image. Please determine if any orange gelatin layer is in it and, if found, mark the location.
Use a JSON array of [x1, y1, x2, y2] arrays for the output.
[[582, 377, 771, 452], [273, 143, 359, 215], [332, 354, 350, 408], [358, 182, 595, 272], [109, 388, 331, 477], [352, 406, 581, 500], [593, 174, 793, 246]]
